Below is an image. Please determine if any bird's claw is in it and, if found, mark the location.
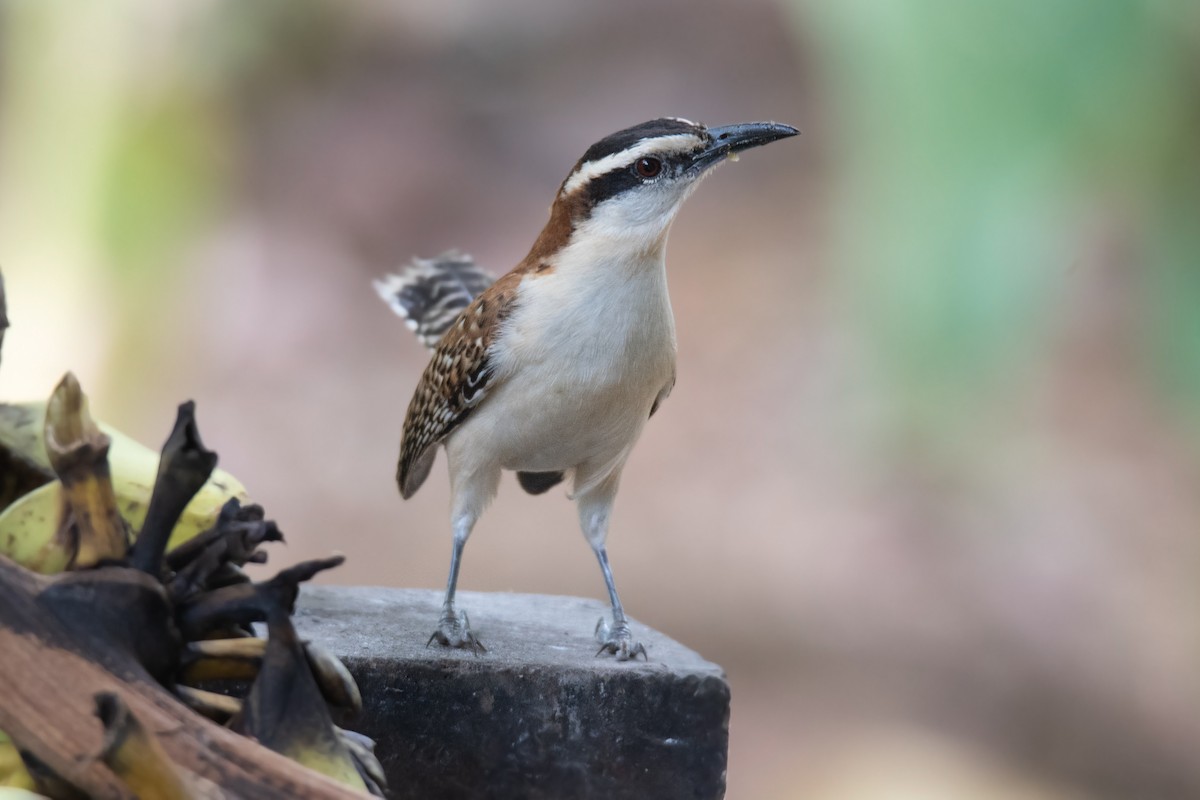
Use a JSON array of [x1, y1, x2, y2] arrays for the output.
[[427, 609, 486, 655], [594, 617, 647, 661]]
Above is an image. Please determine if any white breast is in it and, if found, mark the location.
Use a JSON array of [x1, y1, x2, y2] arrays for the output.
[[453, 236, 677, 484]]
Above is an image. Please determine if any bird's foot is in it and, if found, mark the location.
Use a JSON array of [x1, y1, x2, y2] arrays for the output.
[[427, 609, 486, 655], [595, 617, 647, 662]]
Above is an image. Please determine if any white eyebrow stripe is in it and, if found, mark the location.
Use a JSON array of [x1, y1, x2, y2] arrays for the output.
[[561, 133, 703, 196]]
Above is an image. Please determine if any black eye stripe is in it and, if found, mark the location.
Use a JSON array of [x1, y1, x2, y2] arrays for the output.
[[582, 153, 685, 206], [583, 166, 643, 206]]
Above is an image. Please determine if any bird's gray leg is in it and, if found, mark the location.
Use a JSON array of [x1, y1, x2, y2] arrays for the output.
[[428, 514, 486, 653], [592, 544, 646, 660], [577, 470, 646, 661], [427, 458, 500, 653]]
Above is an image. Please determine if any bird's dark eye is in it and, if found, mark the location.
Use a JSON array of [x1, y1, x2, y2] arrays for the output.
[[635, 157, 662, 178]]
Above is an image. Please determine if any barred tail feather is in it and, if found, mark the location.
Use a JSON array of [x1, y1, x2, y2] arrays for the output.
[[374, 251, 496, 350]]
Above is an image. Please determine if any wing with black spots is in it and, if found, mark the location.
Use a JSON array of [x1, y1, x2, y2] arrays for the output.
[[395, 271, 521, 498]]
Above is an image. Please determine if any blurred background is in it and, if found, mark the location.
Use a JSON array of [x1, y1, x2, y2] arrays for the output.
[[2, 0, 1199, 797]]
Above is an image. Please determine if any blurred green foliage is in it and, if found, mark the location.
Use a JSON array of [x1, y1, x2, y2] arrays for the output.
[[3, 0, 1196, 451], [99, 93, 228, 279], [791, 0, 1200, 447], [0, 0, 354, 284], [0, 2, 230, 299]]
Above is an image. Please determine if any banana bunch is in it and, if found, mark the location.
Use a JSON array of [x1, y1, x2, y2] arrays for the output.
[[0, 399, 249, 573], [0, 375, 385, 797]]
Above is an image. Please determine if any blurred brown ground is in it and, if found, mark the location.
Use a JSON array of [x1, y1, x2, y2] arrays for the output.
[[2, 1, 1199, 798]]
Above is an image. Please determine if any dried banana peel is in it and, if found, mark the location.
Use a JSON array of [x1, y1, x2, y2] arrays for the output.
[[43, 374, 129, 567]]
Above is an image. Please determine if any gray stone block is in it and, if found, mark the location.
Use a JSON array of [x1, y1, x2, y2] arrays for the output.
[[295, 586, 729, 800]]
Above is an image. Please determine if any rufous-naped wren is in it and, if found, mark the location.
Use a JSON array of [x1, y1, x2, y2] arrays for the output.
[[375, 118, 797, 660]]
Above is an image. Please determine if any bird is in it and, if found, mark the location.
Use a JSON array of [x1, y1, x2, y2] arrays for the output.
[[375, 117, 798, 660]]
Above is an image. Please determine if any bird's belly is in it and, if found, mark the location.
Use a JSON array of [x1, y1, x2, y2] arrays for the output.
[[459, 357, 669, 473]]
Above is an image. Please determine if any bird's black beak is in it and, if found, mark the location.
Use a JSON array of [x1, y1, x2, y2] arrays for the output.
[[691, 121, 799, 172]]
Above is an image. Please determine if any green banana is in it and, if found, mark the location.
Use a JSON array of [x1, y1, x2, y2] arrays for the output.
[[0, 482, 73, 574], [175, 686, 243, 721], [180, 638, 361, 715], [303, 641, 363, 715], [0, 399, 249, 572], [0, 732, 37, 793], [179, 637, 266, 683]]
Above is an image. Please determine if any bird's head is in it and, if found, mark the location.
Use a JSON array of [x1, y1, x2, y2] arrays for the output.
[[526, 117, 798, 265]]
